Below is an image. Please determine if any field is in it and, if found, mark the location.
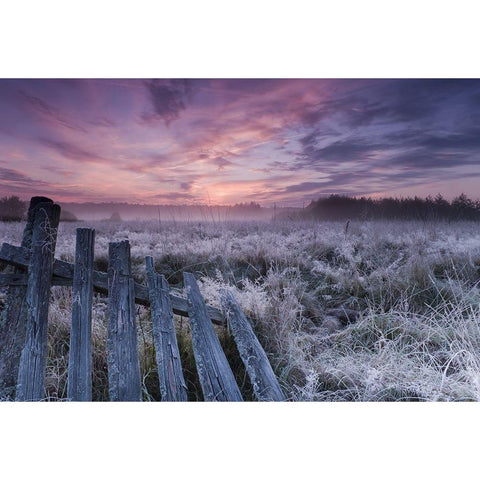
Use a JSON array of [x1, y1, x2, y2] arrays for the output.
[[1, 218, 480, 401]]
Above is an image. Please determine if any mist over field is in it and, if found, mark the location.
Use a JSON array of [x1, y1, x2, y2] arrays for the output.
[[45, 193, 480, 222], [56, 201, 275, 221]]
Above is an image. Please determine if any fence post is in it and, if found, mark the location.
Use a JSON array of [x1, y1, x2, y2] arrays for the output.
[[15, 202, 61, 401], [107, 241, 142, 401], [67, 228, 95, 401], [184, 272, 243, 401], [0, 197, 53, 399], [221, 290, 286, 401], [145, 256, 187, 401]]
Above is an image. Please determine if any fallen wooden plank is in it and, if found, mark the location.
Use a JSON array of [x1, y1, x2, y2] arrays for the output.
[[0, 242, 225, 325], [146, 256, 187, 401], [107, 240, 142, 402], [0, 196, 53, 399], [16, 202, 61, 401], [221, 290, 285, 401], [184, 272, 243, 401], [67, 228, 95, 401]]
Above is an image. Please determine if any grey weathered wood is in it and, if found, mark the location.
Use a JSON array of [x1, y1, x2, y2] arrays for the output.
[[15, 202, 61, 401], [67, 228, 95, 401], [107, 241, 142, 401], [221, 290, 285, 401], [0, 197, 53, 399], [184, 272, 243, 401], [0, 273, 71, 287], [145, 257, 187, 401], [0, 273, 29, 286], [0, 243, 225, 325]]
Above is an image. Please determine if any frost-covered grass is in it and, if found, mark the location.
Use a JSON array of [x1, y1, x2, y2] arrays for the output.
[[1, 218, 480, 401]]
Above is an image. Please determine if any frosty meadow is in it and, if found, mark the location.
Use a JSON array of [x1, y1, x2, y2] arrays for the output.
[[1, 196, 480, 401]]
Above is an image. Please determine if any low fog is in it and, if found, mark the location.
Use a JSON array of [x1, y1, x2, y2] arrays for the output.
[[58, 201, 278, 222]]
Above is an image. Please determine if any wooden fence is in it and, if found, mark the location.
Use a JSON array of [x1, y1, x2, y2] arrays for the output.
[[0, 197, 285, 402]]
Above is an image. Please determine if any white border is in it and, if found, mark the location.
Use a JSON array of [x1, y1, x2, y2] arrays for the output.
[[1, 1, 479, 478], [1, 1, 479, 78]]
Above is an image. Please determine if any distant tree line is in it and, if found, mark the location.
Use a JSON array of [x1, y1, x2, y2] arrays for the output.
[[0, 196, 27, 221], [0, 196, 81, 222], [302, 194, 480, 221]]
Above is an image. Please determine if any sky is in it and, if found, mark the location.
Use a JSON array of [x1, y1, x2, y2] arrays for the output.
[[0, 78, 479, 206]]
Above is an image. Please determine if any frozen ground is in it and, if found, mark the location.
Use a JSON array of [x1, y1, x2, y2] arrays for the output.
[[1, 218, 480, 401]]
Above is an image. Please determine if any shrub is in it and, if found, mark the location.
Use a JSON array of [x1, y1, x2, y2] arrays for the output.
[[0, 195, 27, 221], [109, 212, 122, 222], [60, 210, 79, 222]]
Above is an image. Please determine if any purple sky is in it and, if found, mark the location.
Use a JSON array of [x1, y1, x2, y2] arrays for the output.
[[0, 79, 479, 206]]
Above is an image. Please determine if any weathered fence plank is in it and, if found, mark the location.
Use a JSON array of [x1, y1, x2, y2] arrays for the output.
[[221, 290, 285, 401], [0, 197, 53, 399], [184, 272, 243, 401], [0, 273, 29, 286], [0, 273, 67, 287], [145, 257, 187, 401], [15, 202, 61, 401], [0, 243, 225, 324], [67, 228, 95, 401], [107, 241, 142, 401]]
